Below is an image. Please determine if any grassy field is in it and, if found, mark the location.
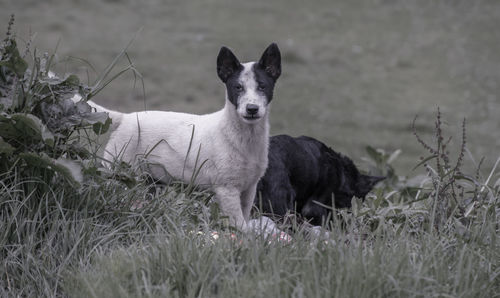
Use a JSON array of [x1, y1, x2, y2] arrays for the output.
[[1, 1, 500, 297]]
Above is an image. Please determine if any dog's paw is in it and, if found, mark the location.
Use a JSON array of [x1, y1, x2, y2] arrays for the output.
[[270, 231, 293, 243], [307, 226, 336, 245]]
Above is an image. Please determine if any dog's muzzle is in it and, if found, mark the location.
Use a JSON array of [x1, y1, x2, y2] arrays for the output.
[[243, 104, 261, 120], [246, 104, 259, 115]]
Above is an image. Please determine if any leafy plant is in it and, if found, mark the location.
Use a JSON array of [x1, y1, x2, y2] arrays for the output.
[[411, 107, 467, 228], [0, 15, 113, 188], [362, 146, 423, 197], [353, 107, 500, 236]]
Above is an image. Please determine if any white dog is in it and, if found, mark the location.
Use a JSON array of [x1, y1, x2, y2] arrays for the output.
[[87, 44, 281, 231]]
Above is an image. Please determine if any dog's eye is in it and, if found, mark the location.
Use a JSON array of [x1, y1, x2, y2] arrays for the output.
[[235, 84, 243, 91], [258, 85, 266, 91]]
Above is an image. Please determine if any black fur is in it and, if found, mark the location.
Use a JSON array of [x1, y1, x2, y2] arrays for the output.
[[257, 43, 281, 81], [255, 135, 385, 226], [216, 46, 244, 107], [253, 43, 281, 104], [224, 71, 245, 108], [216, 46, 242, 83], [253, 64, 277, 104]]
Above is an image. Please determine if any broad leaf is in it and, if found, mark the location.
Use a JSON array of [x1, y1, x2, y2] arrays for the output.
[[92, 116, 112, 134], [365, 146, 383, 164], [0, 40, 28, 77], [39, 98, 110, 134], [412, 155, 437, 171], [387, 149, 402, 165], [0, 113, 54, 146], [19, 152, 83, 185], [0, 136, 14, 155]]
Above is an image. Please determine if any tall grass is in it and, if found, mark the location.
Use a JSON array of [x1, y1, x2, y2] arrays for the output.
[[1, 18, 499, 297], [65, 221, 500, 297], [0, 167, 218, 296]]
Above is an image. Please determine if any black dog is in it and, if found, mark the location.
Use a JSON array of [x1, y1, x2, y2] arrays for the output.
[[255, 135, 384, 226]]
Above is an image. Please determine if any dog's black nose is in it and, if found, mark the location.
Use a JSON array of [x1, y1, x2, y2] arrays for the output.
[[246, 104, 259, 115]]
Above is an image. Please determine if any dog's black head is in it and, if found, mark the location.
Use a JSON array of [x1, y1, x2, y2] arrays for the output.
[[216, 43, 281, 124], [330, 152, 385, 208], [355, 174, 385, 198]]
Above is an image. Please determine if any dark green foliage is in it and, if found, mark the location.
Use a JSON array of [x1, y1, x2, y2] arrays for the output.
[[0, 15, 112, 187]]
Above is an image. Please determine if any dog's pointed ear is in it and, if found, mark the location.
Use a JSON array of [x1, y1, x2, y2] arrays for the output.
[[355, 175, 385, 198], [217, 46, 241, 83], [258, 43, 281, 81]]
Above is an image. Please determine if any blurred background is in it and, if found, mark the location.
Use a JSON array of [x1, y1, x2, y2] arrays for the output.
[[1, 0, 499, 174]]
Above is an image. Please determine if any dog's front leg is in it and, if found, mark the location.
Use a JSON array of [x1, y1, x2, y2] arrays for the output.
[[214, 186, 247, 231], [241, 184, 257, 221]]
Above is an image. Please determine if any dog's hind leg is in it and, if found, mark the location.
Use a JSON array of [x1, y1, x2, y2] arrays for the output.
[[214, 186, 247, 231]]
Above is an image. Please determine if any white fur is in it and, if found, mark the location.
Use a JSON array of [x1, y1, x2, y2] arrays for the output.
[[87, 62, 270, 231], [236, 63, 268, 122]]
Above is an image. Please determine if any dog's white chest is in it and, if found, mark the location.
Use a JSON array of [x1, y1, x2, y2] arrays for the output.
[[215, 144, 268, 189]]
